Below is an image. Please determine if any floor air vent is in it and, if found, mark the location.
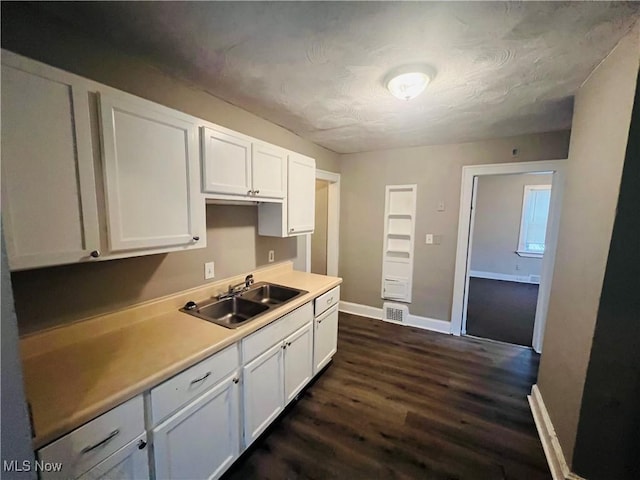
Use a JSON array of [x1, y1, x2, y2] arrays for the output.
[[383, 302, 409, 323]]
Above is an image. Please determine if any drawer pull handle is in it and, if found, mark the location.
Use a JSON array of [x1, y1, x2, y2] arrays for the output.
[[137, 439, 147, 450], [286, 342, 292, 347], [327, 297, 333, 304], [190, 371, 211, 385], [233, 377, 240, 384], [81, 429, 120, 454]]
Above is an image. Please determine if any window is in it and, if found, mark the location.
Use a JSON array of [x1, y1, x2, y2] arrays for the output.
[[517, 184, 551, 257]]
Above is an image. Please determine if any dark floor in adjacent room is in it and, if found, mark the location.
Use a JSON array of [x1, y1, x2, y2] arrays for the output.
[[222, 312, 550, 480], [466, 277, 539, 347]]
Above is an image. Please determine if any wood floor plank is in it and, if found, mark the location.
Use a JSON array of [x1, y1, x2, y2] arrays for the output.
[[222, 313, 550, 480]]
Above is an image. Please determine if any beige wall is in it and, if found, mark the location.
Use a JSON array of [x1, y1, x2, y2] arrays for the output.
[[537, 24, 640, 466], [471, 173, 552, 278], [3, 5, 340, 334], [311, 180, 329, 275], [13, 206, 299, 334], [339, 131, 570, 321]]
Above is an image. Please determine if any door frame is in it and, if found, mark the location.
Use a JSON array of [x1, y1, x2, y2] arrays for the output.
[[305, 169, 340, 275], [450, 160, 566, 353]]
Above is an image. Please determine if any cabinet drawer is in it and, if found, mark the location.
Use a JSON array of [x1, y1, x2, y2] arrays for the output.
[[242, 302, 312, 363], [315, 286, 340, 317], [37, 395, 144, 480], [150, 343, 239, 425]]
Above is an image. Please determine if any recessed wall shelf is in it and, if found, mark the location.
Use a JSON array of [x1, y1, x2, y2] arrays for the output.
[[381, 185, 417, 303]]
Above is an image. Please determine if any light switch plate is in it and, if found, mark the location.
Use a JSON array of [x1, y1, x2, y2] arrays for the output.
[[437, 200, 445, 212], [426, 234, 434, 244], [205, 261, 215, 279], [268, 250, 275, 263]]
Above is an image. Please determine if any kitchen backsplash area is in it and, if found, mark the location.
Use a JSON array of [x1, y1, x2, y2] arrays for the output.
[[11, 204, 298, 335]]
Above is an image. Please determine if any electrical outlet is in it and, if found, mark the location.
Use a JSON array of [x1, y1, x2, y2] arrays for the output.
[[204, 261, 215, 279], [515, 263, 521, 271], [433, 234, 442, 245], [268, 250, 275, 263], [437, 200, 445, 212], [426, 234, 434, 245]]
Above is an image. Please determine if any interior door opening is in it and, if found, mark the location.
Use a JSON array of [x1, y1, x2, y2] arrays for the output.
[[450, 160, 566, 353], [307, 170, 340, 276], [311, 180, 329, 275], [464, 172, 552, 347]]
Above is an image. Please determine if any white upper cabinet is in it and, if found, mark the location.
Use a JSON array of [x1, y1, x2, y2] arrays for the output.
[[1, 58, 100, 270], [287, 153, 316, 235], [201, 127, 286, 201], [2, 52, 320, 268], [99, 92, 205, 252], [258, 152, 316, 237], [251, 142, 287, 199], [201, 127, 252, 196]]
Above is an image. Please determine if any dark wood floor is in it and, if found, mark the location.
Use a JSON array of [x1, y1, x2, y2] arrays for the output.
[[223, 313, 550, 480], [467, 278, 539, 347]]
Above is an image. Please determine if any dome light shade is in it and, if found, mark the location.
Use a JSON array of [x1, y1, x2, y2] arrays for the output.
[[385, 67, 433, 101]]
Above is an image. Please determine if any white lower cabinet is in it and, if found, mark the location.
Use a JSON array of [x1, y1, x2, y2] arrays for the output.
[[314, 304, 339, 373], [152, 372, 241, 480], [78, 433, 149, 480], [242, 304, 314, 448], [242, 342, 285, 446], [37, 396, 145, 480], [36, 293, 339, 480], [284, 323, 314, 403]]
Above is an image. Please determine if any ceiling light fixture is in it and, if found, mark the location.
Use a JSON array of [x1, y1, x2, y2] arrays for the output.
[[385, 65, 435, 101]]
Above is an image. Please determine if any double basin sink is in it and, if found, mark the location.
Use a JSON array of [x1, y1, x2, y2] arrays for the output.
[[180, 282, 308, 329]]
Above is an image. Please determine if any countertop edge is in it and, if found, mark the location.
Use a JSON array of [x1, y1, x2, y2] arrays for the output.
[[30, 276, 342, 449]]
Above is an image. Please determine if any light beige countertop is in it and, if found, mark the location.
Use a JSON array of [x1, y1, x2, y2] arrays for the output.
[[19, 262, 342, 449]]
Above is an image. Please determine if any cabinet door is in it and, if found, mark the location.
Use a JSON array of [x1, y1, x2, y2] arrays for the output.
[[201, 127, 252, 196], [284, 323, 313, 404], [99, 92, 205, 252], [314, 304, 339, 373], [252, 143, 287, 199], [287, 153, 316, 235], [76, 434, 149, 480], [1, 61, 100, 270], [242, 342, 284, 447], [153, 373, 241, 480]]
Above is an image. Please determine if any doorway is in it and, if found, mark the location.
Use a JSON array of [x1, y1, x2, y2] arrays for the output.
[[307, 170, 340, 276], [451, 160, 566, 353], [465, 173, 552, 346]]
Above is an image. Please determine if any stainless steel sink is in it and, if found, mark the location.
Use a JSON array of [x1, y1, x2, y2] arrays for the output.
[[180, 282, 307, 329], [240, 282, 303, 306]]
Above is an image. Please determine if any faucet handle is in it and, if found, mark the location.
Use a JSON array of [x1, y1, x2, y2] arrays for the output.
[[245, 274, 254, 287]]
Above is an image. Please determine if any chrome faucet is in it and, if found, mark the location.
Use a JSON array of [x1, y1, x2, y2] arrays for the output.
[[218, 274, 254, 300]]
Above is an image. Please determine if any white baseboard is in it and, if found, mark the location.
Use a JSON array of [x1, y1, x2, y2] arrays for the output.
[[470, 270, 541, 284], [528, 385, 585, 480], [339, 301, 451, 334]]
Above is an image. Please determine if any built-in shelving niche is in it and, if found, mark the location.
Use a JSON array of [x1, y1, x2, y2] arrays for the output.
[[381, 185, 417, 303]]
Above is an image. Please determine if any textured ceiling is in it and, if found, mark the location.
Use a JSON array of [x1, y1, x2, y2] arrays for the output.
[[41, 1, 640, 153]]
